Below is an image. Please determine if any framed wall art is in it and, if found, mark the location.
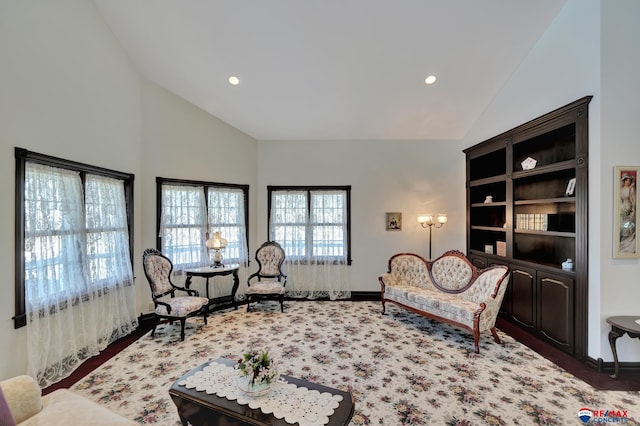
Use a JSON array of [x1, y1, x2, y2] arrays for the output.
[[613, 166, 639, 258], [385, 212, 402, 231]]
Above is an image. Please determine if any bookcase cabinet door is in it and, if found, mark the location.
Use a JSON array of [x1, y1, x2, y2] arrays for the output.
[[537, 272, 574, 353], [509, 266, 536, 330]]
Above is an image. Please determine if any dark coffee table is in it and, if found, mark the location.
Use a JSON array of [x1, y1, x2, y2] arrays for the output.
[[169, 358, 355, 426]]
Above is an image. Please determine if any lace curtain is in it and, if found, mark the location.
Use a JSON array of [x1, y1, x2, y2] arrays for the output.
[[159, 184, 249, 297], [270, 189, 351, 300], [207, 187, 249, 297], [159, 185, 208, 270], [24, 164, 137, 388]]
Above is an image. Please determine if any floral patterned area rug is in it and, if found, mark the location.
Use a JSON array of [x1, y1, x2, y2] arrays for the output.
[[71, 301, 640, 425]]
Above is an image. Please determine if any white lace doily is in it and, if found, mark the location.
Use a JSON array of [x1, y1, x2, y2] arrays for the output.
[[178, 361, 344, 426]]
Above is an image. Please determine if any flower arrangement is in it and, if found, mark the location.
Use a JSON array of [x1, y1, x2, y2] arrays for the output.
[[236, 347, 278, 385]]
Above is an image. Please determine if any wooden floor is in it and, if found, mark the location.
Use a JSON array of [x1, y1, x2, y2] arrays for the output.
[[496, 318, 640, 391], [43, 311, 640, 395]]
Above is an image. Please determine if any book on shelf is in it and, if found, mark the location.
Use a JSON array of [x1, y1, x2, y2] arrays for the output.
[[516, 213, 548, 231]]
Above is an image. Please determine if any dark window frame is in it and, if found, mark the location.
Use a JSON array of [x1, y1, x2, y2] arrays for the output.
[[14, 147, 134, 329], [267, 185, 352, 265], [155, 177, 250, 263]]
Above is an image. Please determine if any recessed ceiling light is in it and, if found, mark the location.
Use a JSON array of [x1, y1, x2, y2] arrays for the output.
[[228, 76, 240, 85], [425, 75, 437, 85]]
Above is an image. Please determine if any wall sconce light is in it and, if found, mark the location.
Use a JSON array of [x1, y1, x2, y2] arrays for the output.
[[417, 214, 447, 260], [206, 231, 228, 268]]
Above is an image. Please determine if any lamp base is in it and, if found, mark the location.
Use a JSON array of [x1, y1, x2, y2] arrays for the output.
[[211, 249, 224, 268]]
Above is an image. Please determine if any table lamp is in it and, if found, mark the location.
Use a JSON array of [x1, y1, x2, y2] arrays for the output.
[[206, 231, 228, 268]]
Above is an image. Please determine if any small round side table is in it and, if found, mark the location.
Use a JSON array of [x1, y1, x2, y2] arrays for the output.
[[606, 316, 640, 379]]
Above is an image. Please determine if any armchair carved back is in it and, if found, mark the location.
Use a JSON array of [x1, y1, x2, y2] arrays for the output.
[[252, 241, 286, 281], [142, 248, 175, 298]]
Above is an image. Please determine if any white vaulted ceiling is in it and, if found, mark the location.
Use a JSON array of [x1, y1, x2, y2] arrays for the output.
[[92, 0, 566, 141]]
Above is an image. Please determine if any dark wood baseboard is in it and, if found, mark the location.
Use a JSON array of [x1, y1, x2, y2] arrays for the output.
[[348, 291, 381, 301], [595, 358, 640, 376]]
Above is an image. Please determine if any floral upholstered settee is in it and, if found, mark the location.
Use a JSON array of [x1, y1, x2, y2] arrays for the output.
[[379, 250, 509, 353]]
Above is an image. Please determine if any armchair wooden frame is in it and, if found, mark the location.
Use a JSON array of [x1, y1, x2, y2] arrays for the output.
[[142, 248, 208, 340], [246, 241, 288, 312]]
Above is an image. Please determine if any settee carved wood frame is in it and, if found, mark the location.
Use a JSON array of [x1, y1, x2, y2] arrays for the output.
[[379, 250, 509, 354]]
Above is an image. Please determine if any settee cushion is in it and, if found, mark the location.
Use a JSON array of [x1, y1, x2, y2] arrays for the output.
[[384, 285, 480, 326]]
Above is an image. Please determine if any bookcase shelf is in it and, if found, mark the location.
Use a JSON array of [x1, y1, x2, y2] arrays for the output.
[[514, 197, 575, 205], [472, 225, 507, 232], [463, 96, 591, 360], [514, 229, 576, 237]]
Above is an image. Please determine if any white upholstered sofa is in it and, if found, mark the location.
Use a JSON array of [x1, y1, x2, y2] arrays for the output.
[[0, 375, 136, 425], [379, 250, 510, 353]]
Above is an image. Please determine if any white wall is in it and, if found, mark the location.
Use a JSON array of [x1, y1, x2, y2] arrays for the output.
[[599, 0, 640, 362], [139, 78, 257, 310], [258, 139, 466, 292], [465, 0, 640, 362], [0, 0, 257, 380], [0, 0, 141, 379]]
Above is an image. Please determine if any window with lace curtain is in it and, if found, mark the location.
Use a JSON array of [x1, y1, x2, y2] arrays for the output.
[[14, 148, 137, 387], [267, 186, 352, 265], [156, 178, 249, 270], [14, 148, 135, 329], [267, 186, 351, 300]]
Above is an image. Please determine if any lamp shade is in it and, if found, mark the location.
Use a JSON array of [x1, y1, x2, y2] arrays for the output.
[[417, 213, 447, 260], [417, 215, 434, 225], [417, 214, 447, 227], [206, 231, 228, 250]]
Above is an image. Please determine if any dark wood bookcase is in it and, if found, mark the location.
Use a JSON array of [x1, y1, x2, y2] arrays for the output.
[[463, 96, 592, 360]]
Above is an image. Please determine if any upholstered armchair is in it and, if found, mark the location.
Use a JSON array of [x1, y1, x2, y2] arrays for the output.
[[246, 241, 287, 312], [142, 248, 209, 341]]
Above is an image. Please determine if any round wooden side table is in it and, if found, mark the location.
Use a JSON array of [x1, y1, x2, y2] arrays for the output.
[[606, 316, 640, 378]]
